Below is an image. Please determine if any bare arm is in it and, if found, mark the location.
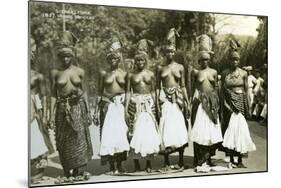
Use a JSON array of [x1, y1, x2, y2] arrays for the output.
[[221, 70, 235, 112], [213, 70, 219, 94], [38, 74, 48, 124], [150, 72, 156, 102], [49, 69, 58, 126], [243, 71, 251, 115], [186, 64, 192, 99], [124, 73, 131, 114], [79, 69, 93, 125], [180, 65, 189, 105], [155, 66, 162, 114]]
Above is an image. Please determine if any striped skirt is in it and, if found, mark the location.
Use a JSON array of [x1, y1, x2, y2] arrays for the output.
[[128, 94, 161, 158], [55, 97, 93, 171]]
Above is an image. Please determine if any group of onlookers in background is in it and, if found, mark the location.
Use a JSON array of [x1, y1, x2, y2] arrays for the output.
[[244, 66, 267, 123]]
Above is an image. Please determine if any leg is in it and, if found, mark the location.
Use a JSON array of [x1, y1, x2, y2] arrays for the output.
[[146, 160, 152, 173], [73, 164, 86, 177], [230, 155, 235, 164], [133, 159, 141, 172], [193, 143, 199, 167], [228, 155, 237, 169], [237, 154, 247, 168], [178, 148, 184, 168], [109, 156, 115, 173], [63, 168, 71, 178], [116, 160, 125, 173], [164, 154, 170, 167], [207, 156, 215, 167]]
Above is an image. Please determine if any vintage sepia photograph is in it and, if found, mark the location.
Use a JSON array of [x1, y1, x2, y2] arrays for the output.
[[29, 0, 268, 187]]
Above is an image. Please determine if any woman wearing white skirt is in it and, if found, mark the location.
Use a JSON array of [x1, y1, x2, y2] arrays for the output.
[[220, 50, 256, 168], [30, 43, 49, 183], [156, 31, 189, 170], [190, 51, 223, 172], [97, 40, 130, 174], [125, 51, 161, 173]]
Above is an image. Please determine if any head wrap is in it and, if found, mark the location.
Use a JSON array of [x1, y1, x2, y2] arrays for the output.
[[229, 51, 240, 60], [136, 39, 154, 54], [229, 38, 241, 51], [58, 47, 74, 57], [165, 28, 179, 52], [106, 37, 122, 59], [58, 31, 79, 48], [198, 34, 213, 53], [199, 51, 211, 60], [134, 51, 148, 62]]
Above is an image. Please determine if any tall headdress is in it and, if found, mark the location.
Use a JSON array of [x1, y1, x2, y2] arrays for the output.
[[197, 34, 213, 54], [57, 31, 79, 48], [106, 36, 122, 59], [57, 31, 78, 57], [229, 38, 241, 52], [136, 39, 154, 54], [229, 38, 241, 60], [165, 28, 180, 52]]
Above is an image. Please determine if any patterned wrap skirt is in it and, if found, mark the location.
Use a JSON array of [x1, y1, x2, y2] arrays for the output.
[[190, 91, 223, 166], [98, 94, 130, 165], [128, 94, 162, 158], [158, 87, 188, 152], [55, 96, 93, 171], [221, 89, 255, 156]]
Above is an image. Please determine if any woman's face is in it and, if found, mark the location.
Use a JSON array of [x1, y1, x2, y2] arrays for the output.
[[230, 57, 240, 68], [200, 58, 209, 69], [166, 50, 175, 61], [135, 58, 146, 71], [60, 54, 72, 68], [108, 55, 120, 68]]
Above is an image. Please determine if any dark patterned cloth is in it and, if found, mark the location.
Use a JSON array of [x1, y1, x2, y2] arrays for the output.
[[158, 87, 189, 154], [220, 88, 249, 157], [224, 89, 249, 118], [191, 91, 221, 166], [127, 94, 157, 139], [55, 96, 93, 171], [199, 91, 220, 124], [162, 87, 185, 110]]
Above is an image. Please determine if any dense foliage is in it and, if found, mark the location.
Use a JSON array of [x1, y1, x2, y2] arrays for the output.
[[30, 2, 267, 96]]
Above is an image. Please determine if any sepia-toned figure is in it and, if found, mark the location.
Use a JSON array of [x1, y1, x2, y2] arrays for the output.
[[30, 38, 49, 183], [97, 40, 130, 174], [156, 29, 189, 171], [50, 47, 93, 179], [190, 51, 223, 173], [125, 51, 161, 173], [220, 50, 256, 168]]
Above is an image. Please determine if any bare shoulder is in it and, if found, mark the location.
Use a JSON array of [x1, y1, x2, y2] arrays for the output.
[[146, 69, 155, 77], [51, 69, 59, 78], [127, 72, 133, 79], [156, 64, 163, 72], [239, 68, 247, 77], [37, 72, 44, 81], [99, 70, 106, 76], [73, 65, 84, 73], [192, 67, 199, 75], [221, 69, 230, 79], [210, 68, 218, 75], [119, 68, 127, 76], [176, 63, 184, 71]]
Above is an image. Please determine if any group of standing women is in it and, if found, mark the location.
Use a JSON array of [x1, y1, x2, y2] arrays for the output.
[[94, 34, 256, 175], [31, 30, 257, 183]]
